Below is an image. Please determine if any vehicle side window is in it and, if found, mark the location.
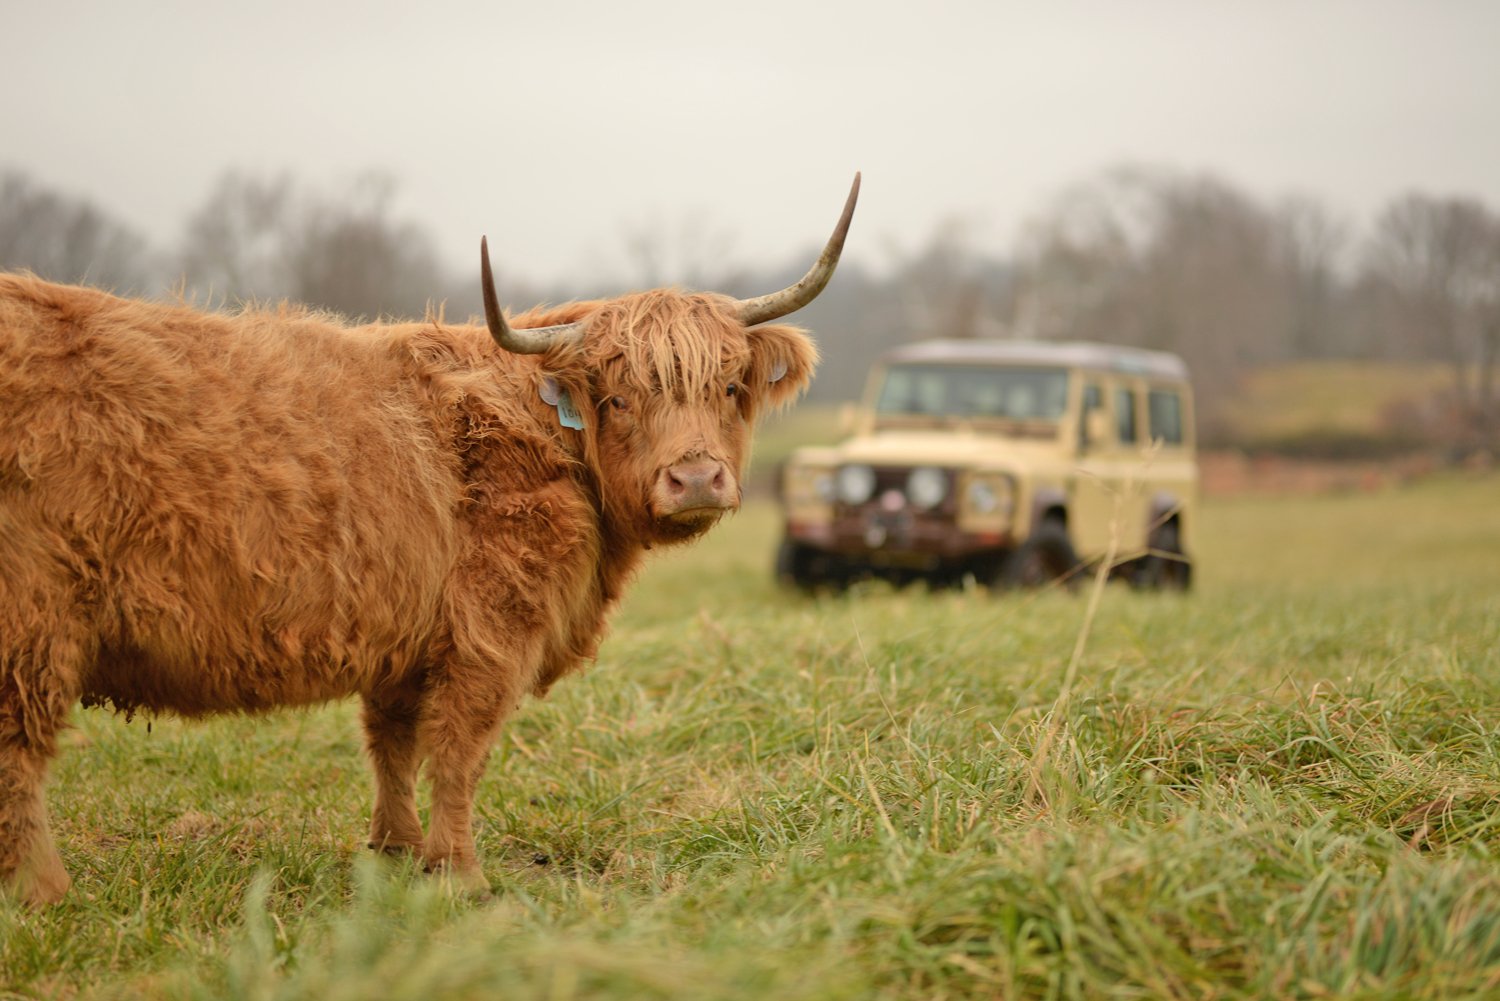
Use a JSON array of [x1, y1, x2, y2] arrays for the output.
[[1148, 389, 1183, 445], [1080, 382, 1103, 445], [1116, 387, 1138, 444]]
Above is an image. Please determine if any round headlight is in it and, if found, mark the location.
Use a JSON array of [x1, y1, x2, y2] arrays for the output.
[[835, 464, 876, 504], [906, 467, 948, 509]]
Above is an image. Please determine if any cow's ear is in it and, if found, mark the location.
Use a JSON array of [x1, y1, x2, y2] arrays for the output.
[[746, 324, 819, 412]]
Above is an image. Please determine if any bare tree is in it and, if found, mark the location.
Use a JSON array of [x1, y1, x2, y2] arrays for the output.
[[1270, 196, 1352, 358], [177, 170, 444, 320], [882, 216, 1012, 340], [1364, 194, 1500, 444], [1013, 167, 1302, 433], [602, 208, 745, 292], [0, 169, 154, 290], [177, 170, 296, 304], [1011, 167, 1151, 344], [284, 174, 443, 320], [1140, 173, 1289, 375]]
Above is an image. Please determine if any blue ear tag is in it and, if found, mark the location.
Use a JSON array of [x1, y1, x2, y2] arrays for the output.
[[555, 390, 585, 430], [540, 377, 585, 430]]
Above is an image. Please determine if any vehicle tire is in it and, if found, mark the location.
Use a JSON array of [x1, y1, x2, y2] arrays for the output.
[[774, 538, 821, 591], [1135, 520, 1192, 591], [1000, 518, 1081, 589]]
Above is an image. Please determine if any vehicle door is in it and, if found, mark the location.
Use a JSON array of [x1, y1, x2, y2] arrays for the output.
[[1141, 380, 1198, 555], [1070, 376, 1154, 559]]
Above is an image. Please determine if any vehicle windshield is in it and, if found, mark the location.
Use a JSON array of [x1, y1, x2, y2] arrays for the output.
[[873, 364, 1070, 424]]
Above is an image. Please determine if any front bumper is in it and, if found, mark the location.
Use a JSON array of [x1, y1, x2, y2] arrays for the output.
[[787, 508, 1012, 570]]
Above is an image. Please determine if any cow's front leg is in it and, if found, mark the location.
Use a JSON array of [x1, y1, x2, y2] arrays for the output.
[[361, 688, 425, 856], [415, 678, 509, 894], [0, 636, 80, 905], [0, 732, 69, 906]]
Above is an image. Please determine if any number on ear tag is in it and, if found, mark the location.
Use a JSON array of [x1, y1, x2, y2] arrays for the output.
[[556, 390, 585, 430]]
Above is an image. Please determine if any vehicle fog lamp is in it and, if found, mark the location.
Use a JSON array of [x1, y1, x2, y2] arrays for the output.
[[906, 467, 948, 509], [835, 464, 876, 504]]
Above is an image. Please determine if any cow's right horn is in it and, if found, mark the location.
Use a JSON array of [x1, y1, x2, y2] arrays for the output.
[[481, 237, 585, 354], [734, 172, 860, 327]]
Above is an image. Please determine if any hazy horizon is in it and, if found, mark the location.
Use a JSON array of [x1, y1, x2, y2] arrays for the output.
[[8, 0, 1500, 287]]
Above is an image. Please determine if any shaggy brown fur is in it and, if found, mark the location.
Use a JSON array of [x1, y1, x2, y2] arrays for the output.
[[0, 272, 817, 903]]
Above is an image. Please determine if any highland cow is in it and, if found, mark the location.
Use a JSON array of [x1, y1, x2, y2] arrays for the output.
[[0, 175, 859, 904]]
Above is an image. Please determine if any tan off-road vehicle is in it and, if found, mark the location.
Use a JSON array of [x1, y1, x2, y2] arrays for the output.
[[776, 339, 1198, 590]]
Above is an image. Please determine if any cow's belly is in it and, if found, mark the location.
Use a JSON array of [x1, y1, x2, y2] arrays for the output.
[[83, 576, 442, 718], [81, 638, 413, 718], [76, 492, 454, 717]]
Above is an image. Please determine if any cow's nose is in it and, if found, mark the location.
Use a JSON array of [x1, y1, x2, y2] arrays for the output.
[[662, 459, 731, 510]]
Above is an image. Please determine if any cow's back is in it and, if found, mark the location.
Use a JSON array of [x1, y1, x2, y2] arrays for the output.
[[0, 275, 464, 714]]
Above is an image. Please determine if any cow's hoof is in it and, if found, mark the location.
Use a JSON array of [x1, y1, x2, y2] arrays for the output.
[[367, 839, 422, 857], [8, 857, 71, 907], [423, 860, 492, 899]]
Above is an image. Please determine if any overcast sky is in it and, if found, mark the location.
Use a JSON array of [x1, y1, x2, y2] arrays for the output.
[[6, 0, 1500, 288]]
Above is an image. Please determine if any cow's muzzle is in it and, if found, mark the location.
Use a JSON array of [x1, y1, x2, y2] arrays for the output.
[[654, 458, 737, 526]]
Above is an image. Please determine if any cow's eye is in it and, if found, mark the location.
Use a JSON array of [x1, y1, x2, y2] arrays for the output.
[[725, 383, 739, 398], [610, 396, 629, 411]]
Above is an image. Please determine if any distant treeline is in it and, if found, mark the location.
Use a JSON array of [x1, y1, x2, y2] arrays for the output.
[[3, 164, 1497, 451]]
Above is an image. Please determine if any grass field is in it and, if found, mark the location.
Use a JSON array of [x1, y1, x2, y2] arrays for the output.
[[1215, 361, 1452, 444], [4, 473, 1500, 1000]]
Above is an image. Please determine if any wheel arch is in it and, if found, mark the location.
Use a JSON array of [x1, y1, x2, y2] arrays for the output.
[[1148, 492, 1186, 545], [1030, 487, 1070, 536]]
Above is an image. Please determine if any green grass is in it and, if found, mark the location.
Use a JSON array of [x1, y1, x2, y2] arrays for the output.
[[1215, 360, 1453, 453], [4, 473, 1500, 1000]]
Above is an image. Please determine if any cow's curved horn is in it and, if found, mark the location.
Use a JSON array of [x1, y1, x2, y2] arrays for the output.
[[481, 236, 585, 355], [735, 172, 860, 327]]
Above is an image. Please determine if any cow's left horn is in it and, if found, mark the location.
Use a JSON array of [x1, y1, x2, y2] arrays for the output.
[[481, 237, 585, 354], [735, 172, 860, 327]]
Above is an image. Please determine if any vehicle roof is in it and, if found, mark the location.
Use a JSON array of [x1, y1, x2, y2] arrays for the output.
[[880, 339, 1190, 380]]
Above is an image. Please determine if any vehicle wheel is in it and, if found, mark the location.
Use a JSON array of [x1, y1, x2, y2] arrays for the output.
[[774, 538, 821, 591], [1000, 519, 1081, 589], [1135, 520, 1192, 591]]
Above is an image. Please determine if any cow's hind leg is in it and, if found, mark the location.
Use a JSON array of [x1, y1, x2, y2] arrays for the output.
[[361, 687, 425, 856], [0, 629, 86, 905]]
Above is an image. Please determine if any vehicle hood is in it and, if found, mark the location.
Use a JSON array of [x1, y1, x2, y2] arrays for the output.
[[792, 430, 1062, 472]]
